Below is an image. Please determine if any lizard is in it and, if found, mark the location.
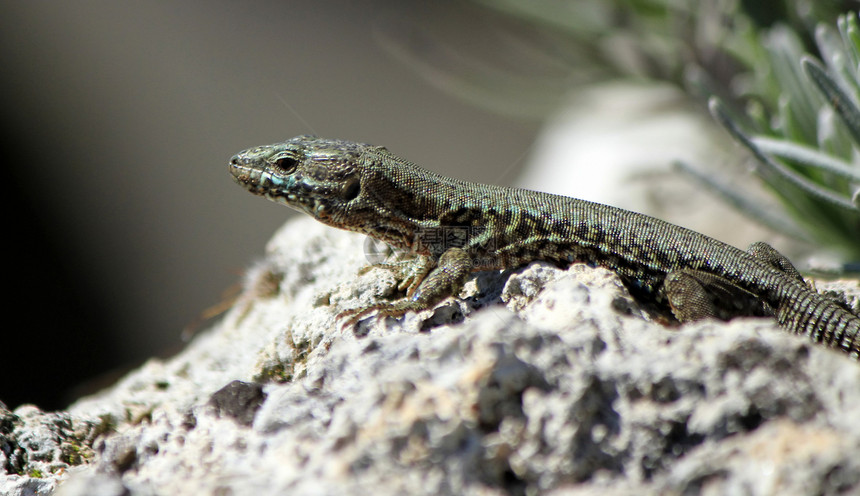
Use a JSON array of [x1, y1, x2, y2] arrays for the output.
[[229, 135, 860, 359]]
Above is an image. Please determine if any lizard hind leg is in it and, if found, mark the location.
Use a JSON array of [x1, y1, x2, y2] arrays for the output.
[[663, 269, 773, 323], [747, 241, 805, 283]]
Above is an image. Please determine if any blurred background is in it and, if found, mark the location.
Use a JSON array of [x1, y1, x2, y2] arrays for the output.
[[1, 1, 538, 409], [3, 0, 858, 410]]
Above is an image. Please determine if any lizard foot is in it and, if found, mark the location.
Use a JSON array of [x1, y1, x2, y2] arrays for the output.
[[336, 298, 436, 328]]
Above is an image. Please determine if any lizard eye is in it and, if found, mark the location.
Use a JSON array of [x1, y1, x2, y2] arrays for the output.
[[272, 156, 298, 173]]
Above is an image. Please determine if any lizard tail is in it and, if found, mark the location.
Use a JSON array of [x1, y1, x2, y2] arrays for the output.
[[776, 290, 860, 359]]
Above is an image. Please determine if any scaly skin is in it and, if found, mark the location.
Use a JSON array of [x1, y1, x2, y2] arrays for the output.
[[229, 135, 859, 359]]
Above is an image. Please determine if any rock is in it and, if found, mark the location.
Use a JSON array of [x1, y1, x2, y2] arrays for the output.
[[3, 217, 859, 495], [207, 380, 267, 427], [0, 402, 107, 495]]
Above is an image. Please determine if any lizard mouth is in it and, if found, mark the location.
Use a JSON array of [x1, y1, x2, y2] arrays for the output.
[[229, 162, 332, 220], [228, 160, 262, 189], [229, 162, 284, 198]]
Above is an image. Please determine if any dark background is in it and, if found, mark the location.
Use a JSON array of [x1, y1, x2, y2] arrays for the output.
[[1, 1, 539, 410]]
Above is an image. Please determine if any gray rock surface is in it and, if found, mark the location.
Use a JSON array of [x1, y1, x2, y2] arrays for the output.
[[2, 217, 859, 495]]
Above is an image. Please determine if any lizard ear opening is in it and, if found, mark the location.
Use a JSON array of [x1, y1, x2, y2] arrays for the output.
[[343, 177, 361, 202]]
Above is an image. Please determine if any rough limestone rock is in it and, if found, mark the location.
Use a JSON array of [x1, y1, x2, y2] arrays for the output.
[[2, 217, 859, 495]]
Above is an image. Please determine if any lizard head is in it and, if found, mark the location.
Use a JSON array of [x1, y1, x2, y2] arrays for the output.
[[229, 135, 367, 225]]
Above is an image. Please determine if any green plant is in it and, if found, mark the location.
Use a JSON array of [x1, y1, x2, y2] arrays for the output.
[[688, 14, 860, 259], [379, 1, 860, 260]]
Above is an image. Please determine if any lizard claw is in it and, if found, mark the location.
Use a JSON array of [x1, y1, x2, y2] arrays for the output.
[[335, 306, 379, 329], [335, 298, 427, 329]]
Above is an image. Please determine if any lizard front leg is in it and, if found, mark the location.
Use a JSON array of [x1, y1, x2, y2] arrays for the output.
[[338, 247, 473, 326], [357, 253, 434, 296]]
